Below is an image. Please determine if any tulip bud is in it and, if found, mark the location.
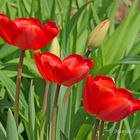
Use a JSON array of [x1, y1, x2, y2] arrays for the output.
[[49, 37, 60, 57], [87, 19, 110, 51]]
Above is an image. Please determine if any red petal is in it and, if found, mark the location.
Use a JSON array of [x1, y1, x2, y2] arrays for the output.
[[40, 52, 62, 83], [0, 14, 17, 45], [52, 65, 70, 85], [42, 21, 60, 45], [83, 75, 116, 115], [14, 18, 42, 27], [131, 100, 140, 112], [34, 52, 49, 80], [41, 52, 61, 65], [117, 88, 134, 99], [60, 54, 94, 86], [35, 53, 93, 86], [61, 66, 89, 86], [91, 75, 116, 109], [83, 74, 140, 122], [93, 75, 116, 89], [13, 18, 46, 50], [43, 62, 57, 82], [116, 88, 140, 113], [97, 98, 133, 122], [63, 54, 94, 70], [83, 75, 97, 115]]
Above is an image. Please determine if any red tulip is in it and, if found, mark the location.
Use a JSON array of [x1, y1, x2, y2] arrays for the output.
[[83, 75, 140, 122], [0, 14, 59, 50], [34, 52, 94, 86]]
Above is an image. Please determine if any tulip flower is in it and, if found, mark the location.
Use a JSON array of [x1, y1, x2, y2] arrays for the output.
[[0, 14, 59, 128], [87, 19, 110, 51], [34, 52, 94, 86], [83, 75, 140, 122], [0, 14, 59, 50]]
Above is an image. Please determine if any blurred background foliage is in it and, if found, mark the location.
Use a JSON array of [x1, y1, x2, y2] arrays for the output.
[[0, 0, 140, 140]]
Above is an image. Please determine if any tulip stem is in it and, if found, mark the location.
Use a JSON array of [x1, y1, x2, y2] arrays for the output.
[[51, 84, 61, 140], [92, 119, 100, 140], [84, 49, 91, 58], [14, 49, 25, 128], [43, 81, 50, 115], [63, 86, 72, 106], [98, 120, 104, 140]]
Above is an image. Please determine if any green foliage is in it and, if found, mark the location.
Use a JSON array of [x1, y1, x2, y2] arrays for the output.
[[0, 0, 140, 140], [6, 109, 18, 140]]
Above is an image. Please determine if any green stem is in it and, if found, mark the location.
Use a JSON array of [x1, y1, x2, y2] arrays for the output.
[[63, 86, 72, 106], [98, 120, 104, 140], [40, 81, 50, 140], [92, 119, 100, 140], [43, 81, 50, 115], [40, 115, 46, 140], [51, 84, 61, 140], [84, 49, 91, 58], [14, 49, 25, 128]]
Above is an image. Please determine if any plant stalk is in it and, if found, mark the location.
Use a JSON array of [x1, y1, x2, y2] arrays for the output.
[[63, 86, 72, 106], [92, 119, 100, 140], [98, 120, 104, 140], [84, 49, 91, 58], [51, 84, 61, 140], [43, 81, 50, 115], [14, 49, 25, 128]]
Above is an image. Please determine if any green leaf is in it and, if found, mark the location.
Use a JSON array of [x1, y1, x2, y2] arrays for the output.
[[0, 45, 18, 59], [70, 108, 87, 140], [123, 119, 132, 140], [0, 70, 27, 106], [6, 109, 18, 140], [120, 56, 140, 64], [102, 0, 140, 65], [0, 70, 28, 119], [28, 80, 35, 140], [0, 122, 6, 140], [60, 131, 68, 140], [1, 57, 41, 78]]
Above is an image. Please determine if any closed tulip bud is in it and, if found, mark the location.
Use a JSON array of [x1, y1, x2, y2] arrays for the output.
[[87, 19, 110, 51], [49, 37, 60, 57]]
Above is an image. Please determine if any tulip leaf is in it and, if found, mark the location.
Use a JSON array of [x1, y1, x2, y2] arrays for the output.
[[128, 40, 140, 56], [120, 56, 140, 64], [21, 0, 30, 15], [1, 57, 41, 78], [70, 108, 87, 140], [70, 1, 92, 31], [75, 81, 85, 112], [60, 131, 69, 140], [123, 119, 132, 140], [38, 0, 50, 20], [28, 80, 36, 140], [0, 45, 18, 59], [56, 86, 66, 140], [75, 118, 94, 140], [0, 99, 11, 108], [116, 121, 123, 140], [0, 70, 28, 119], [6, 109, 19, 140], [102, 0, 140, 65], [0, 122, 7, 140]]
